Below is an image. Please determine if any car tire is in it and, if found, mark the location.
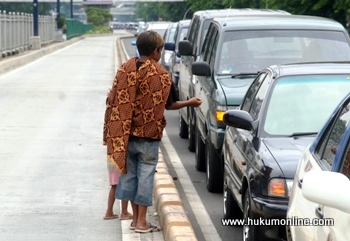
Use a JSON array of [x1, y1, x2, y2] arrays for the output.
[[195, 126, 206, 171], [243, 189, 258, 241], [223, 176, 242, 219], [206, 134, 223, 193], [286, 225, 293, 241], [179, 112, 188, 139], [188, 110, 195, 152]]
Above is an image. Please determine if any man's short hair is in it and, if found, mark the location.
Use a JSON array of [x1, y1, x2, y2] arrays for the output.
[[136, 30, 164, 56]]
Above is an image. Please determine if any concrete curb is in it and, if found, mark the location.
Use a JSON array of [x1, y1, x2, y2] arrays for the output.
[[156, 153, 198, 241]]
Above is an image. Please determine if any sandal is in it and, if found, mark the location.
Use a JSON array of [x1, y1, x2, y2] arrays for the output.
[[135, 223, 161, 233]]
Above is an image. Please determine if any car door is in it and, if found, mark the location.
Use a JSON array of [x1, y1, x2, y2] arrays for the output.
[[291, 100, 350, 241], [195, 24, 218, 138], [225, 72, 269, 201]]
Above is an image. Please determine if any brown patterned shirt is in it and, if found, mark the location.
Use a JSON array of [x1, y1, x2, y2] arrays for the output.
[[103, 57, 172, 174]]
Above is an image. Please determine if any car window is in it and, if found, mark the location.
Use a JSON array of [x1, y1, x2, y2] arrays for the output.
[[264, 75, 350, 136], [188, 16, 199, 50], [209, 34, 219, 72], [201, 24, 215, 60], [319, 102, 350, 170], [179, 27, 188, 42], [216, 30, 350, 75], [203, 25, 218, 62], [241, 73, 268, 112], [248, 74, 270, 120], [167, 26, 177, 42], [198, 19, 212, 54], [341, 142, 350, 179]]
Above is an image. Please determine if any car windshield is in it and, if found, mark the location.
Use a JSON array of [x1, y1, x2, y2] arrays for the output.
[[264, 75, 350, 136], [218, 30, 350, 75]]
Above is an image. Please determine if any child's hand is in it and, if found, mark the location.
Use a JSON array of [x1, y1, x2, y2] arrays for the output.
[[188, 97, 202, 107]]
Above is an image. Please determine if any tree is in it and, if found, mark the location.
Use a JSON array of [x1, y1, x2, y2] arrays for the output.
[[85, 7, 112, 27]]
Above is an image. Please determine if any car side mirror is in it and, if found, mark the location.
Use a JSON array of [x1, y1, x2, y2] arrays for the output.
[[192, 62, 211, 77], [164, 42, 175, 51], [179, 40, 193, 56], [223, 110, 257, 131], [302, 170, 350, 214]]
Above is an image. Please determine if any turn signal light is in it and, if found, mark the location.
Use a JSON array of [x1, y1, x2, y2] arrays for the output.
[[216, 111, 225, 121], [268, 179, 286, 197]]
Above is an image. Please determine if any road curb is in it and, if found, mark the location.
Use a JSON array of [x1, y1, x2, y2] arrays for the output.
[[156, 153, 198, 241]]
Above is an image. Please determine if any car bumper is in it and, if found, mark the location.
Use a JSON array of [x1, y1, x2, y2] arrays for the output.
[[250, 194, 288, 241]]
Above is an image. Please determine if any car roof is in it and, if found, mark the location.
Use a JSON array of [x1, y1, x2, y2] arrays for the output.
[[147, 21, 172, 30], [178, 19, 191, 27], [212, 14, 345, 31], [192, 8, 290, 19], [266, 62, 350, 78]]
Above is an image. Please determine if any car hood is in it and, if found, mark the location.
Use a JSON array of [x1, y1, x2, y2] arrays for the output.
[[263, 137, 315, 179], [217, 76, 255, 106]]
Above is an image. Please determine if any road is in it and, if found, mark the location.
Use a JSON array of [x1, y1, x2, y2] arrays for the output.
[[0, 35, 121, 241], [122, 35, 243, 241]]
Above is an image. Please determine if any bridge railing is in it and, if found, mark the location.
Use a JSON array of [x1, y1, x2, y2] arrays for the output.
[[0, 10, 56, 57]]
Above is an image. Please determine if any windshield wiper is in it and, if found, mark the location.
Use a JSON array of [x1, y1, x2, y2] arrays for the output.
[[231, 73, 259, 78], [289, 132, 318, 137]]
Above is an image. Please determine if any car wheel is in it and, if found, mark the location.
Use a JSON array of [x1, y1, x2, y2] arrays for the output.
[[243, 189, 258, 241], [223, 177, 242, 219], [179, 112, 188, 139], [286, 225, 293, 241], [195, 126, 205, 171], [206, 134, 223, 193], [188, 111, 195, 152]]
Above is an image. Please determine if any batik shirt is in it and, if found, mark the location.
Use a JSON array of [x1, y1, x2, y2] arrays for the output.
[[104, 57, 172, 174]]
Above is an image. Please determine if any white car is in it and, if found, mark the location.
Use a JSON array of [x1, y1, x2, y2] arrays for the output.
[[287, 91, 350, 241]]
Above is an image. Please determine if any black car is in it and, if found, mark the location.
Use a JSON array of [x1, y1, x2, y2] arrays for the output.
[[222, 63, 350, 241]]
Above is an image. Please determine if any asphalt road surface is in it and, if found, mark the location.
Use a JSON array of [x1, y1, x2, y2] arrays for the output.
[[0, 35, 121, 241]]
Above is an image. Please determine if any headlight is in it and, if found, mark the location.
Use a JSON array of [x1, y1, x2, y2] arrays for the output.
[[268, 178, 293, 197], [164, 52, 172, 64]]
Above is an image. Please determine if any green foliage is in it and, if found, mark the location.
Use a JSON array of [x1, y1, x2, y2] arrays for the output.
[[0, 2, 52, 15], [85, 7, 113, 27], [135, 2, 192, 22], [57, 17, 66, 29], [85, 26, 112, 35], [134, 0, 350, 31]]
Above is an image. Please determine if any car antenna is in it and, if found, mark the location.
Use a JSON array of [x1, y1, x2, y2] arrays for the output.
[[224, 6, 232, 26]]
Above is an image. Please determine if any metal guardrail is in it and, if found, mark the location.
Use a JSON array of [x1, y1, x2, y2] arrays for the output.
[[65, 19, 93, 40], [0, 10, 56, 56]]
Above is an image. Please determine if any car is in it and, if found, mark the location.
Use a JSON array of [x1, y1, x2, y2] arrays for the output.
[[161, 22, 178, 71], [221, 62, 350, 241], [178, 8, 290, 153], [131, 21, 172, 58], [135, 21, 146, 36], [287, 91, 350, 241], [163, 19, 191, 96], [190, 14, 350, 193]]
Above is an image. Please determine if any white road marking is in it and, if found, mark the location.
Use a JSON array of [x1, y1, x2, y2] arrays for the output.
[[162, 130, 221, 241]]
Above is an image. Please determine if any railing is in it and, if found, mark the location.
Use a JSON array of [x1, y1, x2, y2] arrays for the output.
[[0, 10, 56, 56], [65, 19, 93, 40]]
